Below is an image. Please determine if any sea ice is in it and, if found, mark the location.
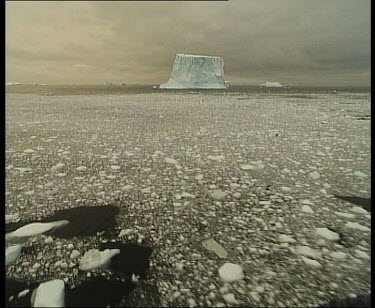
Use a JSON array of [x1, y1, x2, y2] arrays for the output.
[[79, 249, 120, 271], [301, 205, 314, 214], [334, 212, 355, 219], [350, 206, 369, 215], [278, 234, 296, 243], [33, 279, 65, 307], [211, 190, 227, 200], [6, 214, 20, 223], [296, 246, 321, 259], [218, 263, 244, 282], [301, 256, 322, 268]]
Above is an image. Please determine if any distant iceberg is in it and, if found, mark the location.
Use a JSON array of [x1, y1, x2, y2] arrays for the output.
[[260, 81, 284, 88], [6, 82, 21, 86], [160, 54, 228, 89]]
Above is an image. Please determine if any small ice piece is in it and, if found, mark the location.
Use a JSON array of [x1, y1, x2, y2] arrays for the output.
[[345, 222, 370, 232], [353, 171, 367, 178], [278, 234, 296, 243], [218, 263, 244, 282], [6, 214, 20, 223], [70, 250, 80, 259], [79, 249, 120, 271], [301, 199, 314, 206], [122, 185, 133, 191], [315, 227, 340, 241], [202, 238, 228, 258], [222, 293, 239, 305], [6, 245, 23, 265], [51, 163, 65, 172], [240, 164, 254, 170], [330, 251, 347, 260], [195, 174, 204, 181], [76, 166, 87, 171], [334, 212, 355, 219], [280, 186, 292, 192], [350, 206, 369, 215], [110, 165, 121, 170], [301, 256, 322, 268], [24, 149, 35, 154], [118, 229, 133, 237], [309, 171, 320, 180], [355, 250, 370, 260], [207, 155, 225, 162], [301, 205, 314, 214], [165, 157, 178, 165], [296, 246, 321, 259], [33, 279, 65, 307], [18, 289, 29, 298], [7, 220, 69, 241], [211, 190, 226, 200]]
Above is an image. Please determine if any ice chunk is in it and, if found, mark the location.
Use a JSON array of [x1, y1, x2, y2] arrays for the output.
[[296, 246, 321, 259], [79, 249, 120, 271], [202, 238, 228, 258], [278, 234, 296, 243], [218, 263, 244, 282], [164, 157, 178, 164], [6, 220, 69, 241], [335, 212, 355, 219], [350, 206, 369, 215], [207, 155, 225, 162], [211, 190, 227, 200], [33, 279, 65, 307], [6, 214, 20, 223], [301, 205, 314, 214], [301, 256, 322, 268], [160, 54, 227, 89], [345, 222, 370, 232], [6, 245, 23, 265], [315, 227, 340, 241]]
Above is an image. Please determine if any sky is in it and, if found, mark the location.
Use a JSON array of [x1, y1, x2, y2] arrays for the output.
[[6, 0, 371, 86]]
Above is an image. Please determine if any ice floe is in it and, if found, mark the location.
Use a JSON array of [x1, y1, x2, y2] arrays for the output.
[[218, 263, 244, 282], [79, 249, 120, 271]]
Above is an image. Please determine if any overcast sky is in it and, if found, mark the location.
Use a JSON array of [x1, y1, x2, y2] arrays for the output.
[[6, 0, 371, 86]]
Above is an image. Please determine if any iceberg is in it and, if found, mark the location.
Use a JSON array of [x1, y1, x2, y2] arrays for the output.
[[260, 81, 284, 88], [160, 54, 228, 89]]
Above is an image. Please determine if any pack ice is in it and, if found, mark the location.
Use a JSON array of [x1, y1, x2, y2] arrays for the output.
[[160, 54, 228, 89]]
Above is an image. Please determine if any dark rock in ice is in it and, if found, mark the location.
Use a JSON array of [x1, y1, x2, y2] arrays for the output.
[[318, 293, 371, 307], [6, 279, 39, 307], [98, 242, 153, 278], [65, 276, 135, 307], [335, 195, 371, 213]]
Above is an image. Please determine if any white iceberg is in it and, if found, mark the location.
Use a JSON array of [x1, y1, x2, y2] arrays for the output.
[[260, 81, 284, 88], [33, 279, 65, 307], [160, 54, 228, 89], [79, 248, 120, 271]]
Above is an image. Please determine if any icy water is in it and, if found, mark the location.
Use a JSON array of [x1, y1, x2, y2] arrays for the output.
[[5, 88, 371, 307]]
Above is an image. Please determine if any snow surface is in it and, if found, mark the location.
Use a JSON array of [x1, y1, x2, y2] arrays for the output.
[[33, 279, 65, 307], [218, 263, 244, 282], [160, 54, 227, 89], [79, 249, 120, 271]]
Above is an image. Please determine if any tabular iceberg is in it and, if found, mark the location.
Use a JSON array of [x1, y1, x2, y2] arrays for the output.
[[260, 81, 284, 88], [160, 54, 228, 89]]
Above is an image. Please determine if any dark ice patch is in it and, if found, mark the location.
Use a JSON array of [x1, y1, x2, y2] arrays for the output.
[[335, 195, 371, 213], [6, 279, 39, 307], [99, 242, 153, 278], [40, 205, 120, 238], [65, 276, 135, 307], [318, 293, 371, 307], [6, 205, 120, 238]]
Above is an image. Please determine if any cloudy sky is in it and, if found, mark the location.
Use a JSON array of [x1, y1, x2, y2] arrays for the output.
[[6, 0, 370, 86]]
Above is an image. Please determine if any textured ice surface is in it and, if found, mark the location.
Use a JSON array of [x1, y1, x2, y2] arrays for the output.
[[33, 279, 65, 307], [160, 54, 227, 89], [79, 249, 120, 271]]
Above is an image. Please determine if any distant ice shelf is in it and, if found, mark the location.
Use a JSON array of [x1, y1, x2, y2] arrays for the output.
[[160, 54, 228, 89]]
